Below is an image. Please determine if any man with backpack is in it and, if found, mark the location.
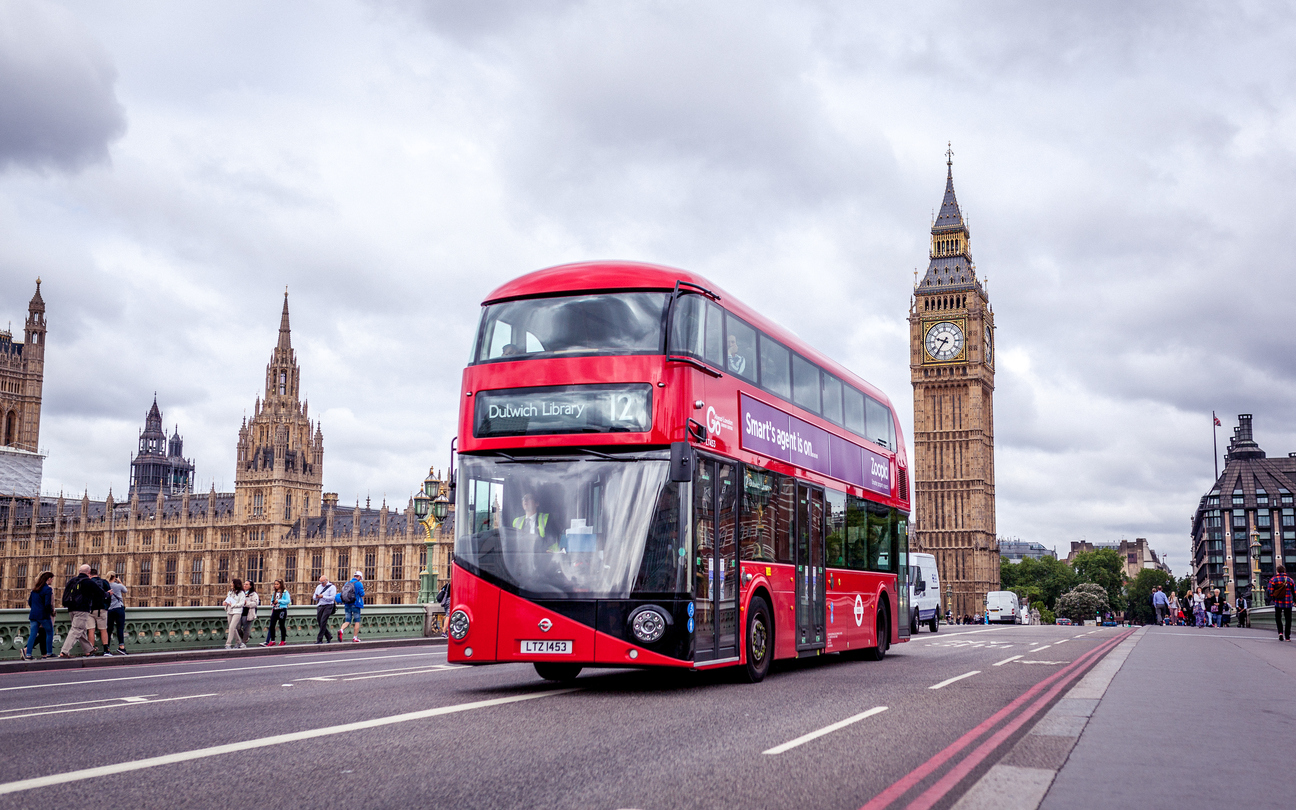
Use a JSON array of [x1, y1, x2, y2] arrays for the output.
[[338, 571, 365, 643], [1267, 565, 1295, 642], [436, 578, 452, 636], [89, 567, 113, 655], [59, 565, 102, 658]]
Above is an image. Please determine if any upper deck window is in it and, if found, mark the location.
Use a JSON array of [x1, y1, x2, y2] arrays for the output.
[[474, 292, 669, 363]]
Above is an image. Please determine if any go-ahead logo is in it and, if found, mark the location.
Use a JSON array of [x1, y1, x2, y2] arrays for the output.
[[706, 406, 734, 437]]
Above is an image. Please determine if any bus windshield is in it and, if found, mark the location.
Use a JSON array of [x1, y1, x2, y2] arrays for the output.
[[454, 451, 687, 598], [473, 292, 669, 363]]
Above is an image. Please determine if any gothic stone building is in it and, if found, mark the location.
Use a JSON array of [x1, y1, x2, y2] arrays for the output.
[[0, 281, 46, 497], [909, 154, 1000, 617], [0, 294, 453, 607], [128, 398, 195, 498]]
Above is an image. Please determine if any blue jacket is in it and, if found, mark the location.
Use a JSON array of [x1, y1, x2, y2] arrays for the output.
[[335, 578, 365, 608], [28, 585, 53, 621]]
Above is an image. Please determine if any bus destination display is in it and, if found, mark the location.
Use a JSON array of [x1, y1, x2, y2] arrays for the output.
[[473, 384, 653, 437]]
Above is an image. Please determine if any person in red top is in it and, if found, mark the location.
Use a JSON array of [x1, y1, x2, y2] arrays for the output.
[[1266, 565, 1296, 642]]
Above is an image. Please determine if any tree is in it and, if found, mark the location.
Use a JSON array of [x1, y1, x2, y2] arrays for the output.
[[1002, 555, 1077, 610], [1056, 582, 1110, 623], [1126, 569, 1173, 625], [1071, 549, 1127, 612]]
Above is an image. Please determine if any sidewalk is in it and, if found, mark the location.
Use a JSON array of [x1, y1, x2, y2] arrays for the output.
[[955, 621, 1291, 810], [0, 635, 446, 674]]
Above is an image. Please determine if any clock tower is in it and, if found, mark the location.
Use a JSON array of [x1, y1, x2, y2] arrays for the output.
[[909, 150, 999, 619]]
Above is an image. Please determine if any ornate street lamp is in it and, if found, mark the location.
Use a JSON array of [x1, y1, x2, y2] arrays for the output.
[[945, 585, 953, 624], [416, 468, 447, 603], [1250, 531, 1264, 608]]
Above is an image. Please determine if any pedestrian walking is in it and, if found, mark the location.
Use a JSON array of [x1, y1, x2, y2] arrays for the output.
[[1237, 594, 1250, 628], [238, 580, 260, 646], [1221, 597, 1232, 627], [1192, 588, 1206, 627], [22, 571, 55, 660], [313, 576, 337, 643], [59, 565, 99, 658], [1167, 591, 1181, 625], [338, 571, 365, 643], [1207, 589, 1221, 627], [262, 579, 291, 646], [1153, 586, 1169, 625], [106, 572, 129, 655], [437, 579, 452, 636], [88, 567, 113, 654], [223, 578, 246, 649], [1267, 565, 1295, 641]]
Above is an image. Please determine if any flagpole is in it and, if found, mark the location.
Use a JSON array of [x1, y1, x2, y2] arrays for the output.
[[1212, 411, 1220, 481]]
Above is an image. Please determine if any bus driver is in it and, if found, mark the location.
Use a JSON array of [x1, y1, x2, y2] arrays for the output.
[[513, 493, 559, 553]]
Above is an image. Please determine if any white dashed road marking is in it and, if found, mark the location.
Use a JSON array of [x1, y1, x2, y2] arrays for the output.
[[763, 706, 888, 754], [992, 655, 1022, 667], [929, 671, 981, 690]]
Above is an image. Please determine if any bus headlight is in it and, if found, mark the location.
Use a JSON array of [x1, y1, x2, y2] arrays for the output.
[[628, 606, 669, 644], [448, 609, 470, 641]]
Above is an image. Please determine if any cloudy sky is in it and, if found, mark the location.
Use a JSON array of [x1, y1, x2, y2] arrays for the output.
[[3, 1, 1294, 574]]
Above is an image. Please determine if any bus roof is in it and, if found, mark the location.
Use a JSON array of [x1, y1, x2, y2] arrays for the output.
[[483, 260, 905, 464]]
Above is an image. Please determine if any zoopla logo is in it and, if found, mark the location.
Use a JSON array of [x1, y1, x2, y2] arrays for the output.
[[706, 406, 733, 436]]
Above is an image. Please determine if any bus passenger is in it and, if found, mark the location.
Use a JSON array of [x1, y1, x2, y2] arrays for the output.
[[726, 334, 747, 374], [513, 492, 557, 552]]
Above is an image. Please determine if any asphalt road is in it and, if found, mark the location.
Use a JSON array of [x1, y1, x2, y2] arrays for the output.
[[0, 625, 1127, 810]]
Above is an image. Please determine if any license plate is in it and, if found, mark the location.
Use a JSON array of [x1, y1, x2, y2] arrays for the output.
[[521, 640, 572, 654]]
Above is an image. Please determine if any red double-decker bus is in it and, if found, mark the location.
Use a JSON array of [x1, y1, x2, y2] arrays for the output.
[[446, 261, 911, 683]]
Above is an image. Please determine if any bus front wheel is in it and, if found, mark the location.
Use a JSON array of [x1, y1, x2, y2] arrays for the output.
[[534, 662, 582, 683], [865, 607, 890, 661], [740, 595, 772, 683]]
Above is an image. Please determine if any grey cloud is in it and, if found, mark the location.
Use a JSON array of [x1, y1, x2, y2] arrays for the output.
[[0, 2, 125, 172]]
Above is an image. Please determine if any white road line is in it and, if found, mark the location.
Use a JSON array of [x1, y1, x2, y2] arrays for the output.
[[762, 706, 888, 755], [929, 671, 981, 690], [0, 651, 447, 692], [1027, 645, 1052, 652], [0, 695, 159, 714], [1053, 639, 1068, 644], [934, 629, 1001, 637], [0, 688, 577, 795], [992, 655, 1022, 667], [342, 665, 463, 681], [0, 693, 217, 721]]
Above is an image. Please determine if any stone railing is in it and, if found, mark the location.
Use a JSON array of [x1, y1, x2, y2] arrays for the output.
[[0, 603, 440, 659]]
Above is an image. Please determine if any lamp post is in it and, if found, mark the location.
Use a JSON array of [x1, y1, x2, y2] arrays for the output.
[[1250, 531, 1264, 608], [415, 469, 451, 604], [945, 585, 953, 624]]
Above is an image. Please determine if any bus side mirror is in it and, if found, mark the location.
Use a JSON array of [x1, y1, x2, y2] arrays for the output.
[[670, 441, 695, 483]]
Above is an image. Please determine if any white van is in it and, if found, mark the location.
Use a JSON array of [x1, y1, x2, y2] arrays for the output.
[[909, 552, 942, 632], [985, 591, 1021, 624]]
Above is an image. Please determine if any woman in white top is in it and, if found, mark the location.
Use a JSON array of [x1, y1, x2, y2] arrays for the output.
[[238, 581, 260, 647], [223, 578, 246, 649]]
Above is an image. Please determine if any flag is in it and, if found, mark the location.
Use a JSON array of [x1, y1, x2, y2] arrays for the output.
[[1213, 412, 1221, 427]]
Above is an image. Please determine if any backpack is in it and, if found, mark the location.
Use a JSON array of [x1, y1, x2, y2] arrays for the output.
[[341, 579, 357, 605], [1273, 578, 1290, 602], [61, 578, 92, 612]]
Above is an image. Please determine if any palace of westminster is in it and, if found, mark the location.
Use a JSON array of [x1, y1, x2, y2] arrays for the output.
[[0, 287, 452, 608]]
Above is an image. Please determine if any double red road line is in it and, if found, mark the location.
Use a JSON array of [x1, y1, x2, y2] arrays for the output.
[[860, 629, 1134, 810]]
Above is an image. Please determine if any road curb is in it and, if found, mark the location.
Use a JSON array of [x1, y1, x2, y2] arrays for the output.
[[0, 635, 447, 674], [950, 627, 1146, 810]]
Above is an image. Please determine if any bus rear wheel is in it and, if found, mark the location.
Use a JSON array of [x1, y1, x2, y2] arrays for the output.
[[740, 595, 772, 683], [534, 662, 582, 682], [864, 606, 890, 661]]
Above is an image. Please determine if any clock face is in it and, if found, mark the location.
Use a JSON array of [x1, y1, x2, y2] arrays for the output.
[[925, 321, 964, 361], [984, 324, 994, 366]]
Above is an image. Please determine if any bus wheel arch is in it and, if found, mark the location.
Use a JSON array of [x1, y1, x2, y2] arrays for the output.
[[740, 589, 773, 683], [865, 591, 890, 661]]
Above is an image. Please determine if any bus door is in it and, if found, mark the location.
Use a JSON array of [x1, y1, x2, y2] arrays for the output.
[[693, 456, 738, 662], [796, 483, 826, 651]]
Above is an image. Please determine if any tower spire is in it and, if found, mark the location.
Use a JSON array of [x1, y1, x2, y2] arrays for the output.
[[278, 289, 292, 351]]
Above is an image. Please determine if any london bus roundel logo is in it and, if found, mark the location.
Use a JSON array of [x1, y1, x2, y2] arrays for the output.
[[538, 618, 552, 633], [854, 595, 864, 627]]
